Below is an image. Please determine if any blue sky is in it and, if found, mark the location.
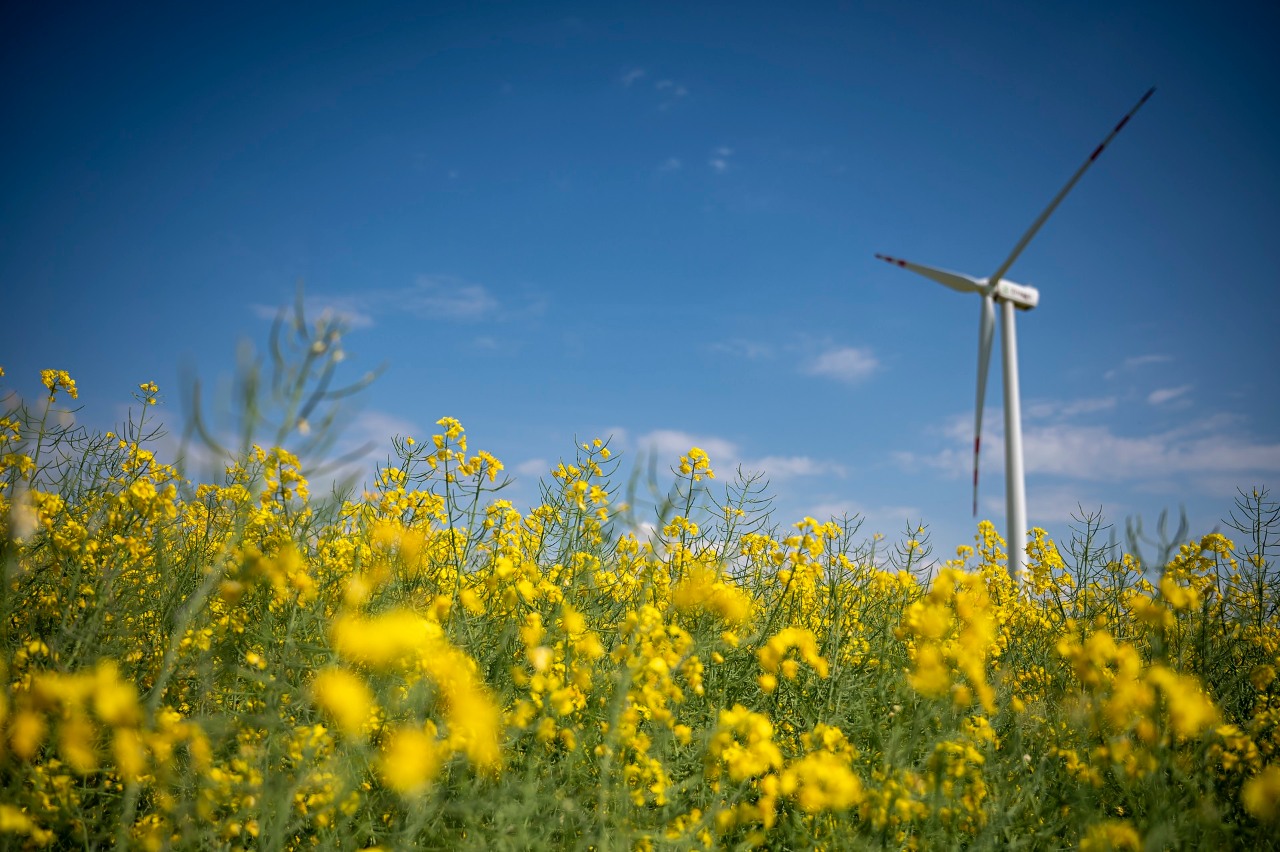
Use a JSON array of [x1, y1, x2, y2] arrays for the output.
[[3, 1, 1278, 557]]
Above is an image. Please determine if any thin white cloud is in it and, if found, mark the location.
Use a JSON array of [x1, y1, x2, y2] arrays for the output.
[[405, 275, 498, 320], [1024, 483, 1116, 525], [328, 408, 421, 476], [1104, 353, 1173, 380], [654, 80, 689, 99], [636, 429, 739, 467], [258, 275, 514, 331], [347, 410, 420, 442], [708, 146, 734, 174], [1025, 396, 1116, 420], [709, 339, 773, 359], [624, 69, 688, 109], [515, 458, 549, 478], [749, 455, 845, 480], [1147, 385, 1192, 405], [1025, 421, 1280, 481], [892, 411, 983, 477], [1124, 354, 1173, 369], [1189, 474, 1269, 499], [896, 407, 1280, 485], [625, 429, 839, 484], [250, 299, 376, 331], [804, 346, 879, 384], [657, 157, 682, 172]]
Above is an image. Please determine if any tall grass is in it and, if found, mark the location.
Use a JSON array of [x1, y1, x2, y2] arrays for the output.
[[1, 316, 1277, 850]]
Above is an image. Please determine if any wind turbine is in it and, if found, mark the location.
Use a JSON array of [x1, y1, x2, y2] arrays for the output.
[[876, 88, 1155, 580]]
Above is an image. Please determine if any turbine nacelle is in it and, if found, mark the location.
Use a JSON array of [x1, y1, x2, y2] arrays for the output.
[[989, 279, 1039, 310]]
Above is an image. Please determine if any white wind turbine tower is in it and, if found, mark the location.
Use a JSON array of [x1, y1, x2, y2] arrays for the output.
[[877, 88, 1155, 580]]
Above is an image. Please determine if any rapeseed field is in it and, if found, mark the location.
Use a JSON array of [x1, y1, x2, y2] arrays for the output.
[[1, 313, 1277, 850]]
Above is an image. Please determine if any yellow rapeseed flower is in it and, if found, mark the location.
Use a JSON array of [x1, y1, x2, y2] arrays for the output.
[[441, 681, 503, 772], [678, 447, 715, 481], [707, 705, 783, 782], [311, 668, 377, 739], [1147, 666, 1219, 740], [40, 369, 78, 402], [0, 805, 54, 845], [113, 728, 147, 781], [59, 713, 98, 774], [92, 661, 141, 728], [1159, 575, 1201, 611], [9, 711, 46, 760], [758, 627, 829, 679], [1242, 765, 1280, 822], [436, 417, 464, 440], [1078, 820, 1142, 851], [672, 567, 753, 626], [781, 751, 864, 813], [330, 610, 442, 670], [909, 645, 951, 698], [379, 725, 443, 796]]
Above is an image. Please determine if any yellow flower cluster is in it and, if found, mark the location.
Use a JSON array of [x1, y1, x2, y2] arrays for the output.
[[898, 564, 998, 712], [678, 447, 715, 481], [1243, 764, 1280, 822], [1057, 629, 1219, 742], [328, 607, 503, 790], [780, 750, 863, 813], [39, 369, 78, 401], [673, 567, 754, 626], [756, 627, 828, 693], [1079, 819, 1143, 851]]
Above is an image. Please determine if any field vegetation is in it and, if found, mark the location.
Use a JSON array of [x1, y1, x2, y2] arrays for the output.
[[1, 311, 1278, 850]]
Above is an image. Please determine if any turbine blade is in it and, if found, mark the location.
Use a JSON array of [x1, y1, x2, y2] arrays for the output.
[[874, 254, 987, 294], [974, 294, 996, 516], [989, 87, 1155, 285]]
